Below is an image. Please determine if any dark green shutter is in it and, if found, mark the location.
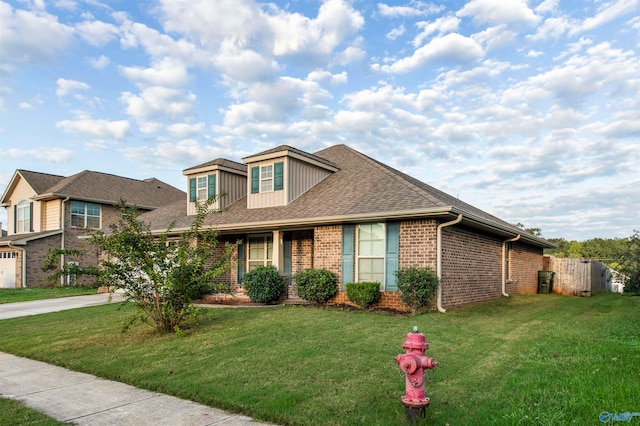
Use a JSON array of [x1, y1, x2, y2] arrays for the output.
[[251, 167, 259, 194], [237, 240, 245, 285], [207, 174, 216, 199], [341, 224, 354, 289], [189, 178, 196, 202], [385, 222, 399, 291], [13, 205, 16, 232], [29, 202, 33, 232], [283, 233, 292, 281], [274, 162, 284, 191]]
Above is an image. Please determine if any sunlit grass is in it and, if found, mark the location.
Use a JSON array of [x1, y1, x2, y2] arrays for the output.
[[0, 286, 97, 304], [0, 293, 637, 425]]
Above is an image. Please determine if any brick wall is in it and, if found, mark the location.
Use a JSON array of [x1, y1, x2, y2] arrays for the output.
[[506, 242, 543, 295], [291, 230, 314, 275], [24, 234, 63, 287], [440, 226, 503, 308], [399, 219, 438, 269], [313, 224, 343, 284]]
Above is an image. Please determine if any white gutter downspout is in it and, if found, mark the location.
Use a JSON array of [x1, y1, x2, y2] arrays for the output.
[[501, 234, 521, 297], [436, 214, 463, 313], [60, 197, 69, 286], [8, 241, 27, 288]]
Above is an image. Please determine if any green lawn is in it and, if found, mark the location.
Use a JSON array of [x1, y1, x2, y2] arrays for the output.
[[0, 293, 638, 425], [0, 398, 66, 426], [0, 286, 98, 304]]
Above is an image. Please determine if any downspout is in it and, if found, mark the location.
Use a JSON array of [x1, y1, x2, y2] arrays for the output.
[[501, 234, 521, 297], [60, 197, 69, 286], [436, 214, 463, 313], [8, 241, 27, 288]]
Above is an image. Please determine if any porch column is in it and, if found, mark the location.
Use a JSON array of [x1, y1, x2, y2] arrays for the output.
[[272, 230, 284, 273]]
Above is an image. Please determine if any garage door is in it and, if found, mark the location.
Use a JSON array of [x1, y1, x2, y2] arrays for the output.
[[0, 252, 17, 288]]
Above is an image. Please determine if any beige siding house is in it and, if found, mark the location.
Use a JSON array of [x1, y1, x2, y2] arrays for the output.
[[142, 144, 554, 311], [0, 170, 185, 288]]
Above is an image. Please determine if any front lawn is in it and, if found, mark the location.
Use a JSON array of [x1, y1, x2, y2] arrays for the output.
[[0, 286, 98, 304], [0, 397, 66, 425], [0, 293, 637, 425]]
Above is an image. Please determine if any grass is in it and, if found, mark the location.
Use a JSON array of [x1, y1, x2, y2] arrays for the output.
[[0, 286, 98, 304], [0, 398, 66, 426], [0, 293, 638, 425]]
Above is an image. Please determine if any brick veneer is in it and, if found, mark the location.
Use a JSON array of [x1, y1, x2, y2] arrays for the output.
[[506, 242, 543, 295]]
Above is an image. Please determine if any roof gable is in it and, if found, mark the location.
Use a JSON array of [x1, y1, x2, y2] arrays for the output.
[[0, 170, 64, 205]]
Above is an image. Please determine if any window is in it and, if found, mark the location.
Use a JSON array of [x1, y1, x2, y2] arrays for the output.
[[247, 235, 273, 271], [71, 201, 101, 228], [251, 162, 283, 194], [16, 200, 31, 233], [197, 176, 208, 201], [357, 223, 386, 285], [260, 165, 273, 192], [189, 174, 216, 202]]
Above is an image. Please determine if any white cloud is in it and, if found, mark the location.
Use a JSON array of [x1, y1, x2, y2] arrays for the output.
[[386, 25, 405, 40], [4, 147, 73, 162], [56, 78, 90, 97], [573, 0, 639, 34], [0, 2, 74, 63], [375, 33, 484, 74], [75, 19, 119, 46], [377, 2, 443, 18], [88, 55, 110, 69], [120, 86, 196, 121], [119, 57, 190, 88], [166, 122, 205, 138], [457, 0, 541, 26], [535, 0, 559, 14], [56, 117, 130, 139], [471, 25, 517, 51], [413, 16, 460, 47]]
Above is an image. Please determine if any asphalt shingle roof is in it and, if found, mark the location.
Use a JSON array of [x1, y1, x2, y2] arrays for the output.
[[139, 144, 543, 246]]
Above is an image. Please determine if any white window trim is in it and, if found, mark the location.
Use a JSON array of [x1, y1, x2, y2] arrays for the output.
[[259, 164, 274, 193], [247, 234, 273, 270], [16, 200, 30, 233], [196, 176, 208, 201], [355, 223, 386, 289]]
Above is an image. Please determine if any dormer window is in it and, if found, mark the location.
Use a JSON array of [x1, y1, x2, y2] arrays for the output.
[[189, 174, 216, 202], [251, 162, 283, 194]]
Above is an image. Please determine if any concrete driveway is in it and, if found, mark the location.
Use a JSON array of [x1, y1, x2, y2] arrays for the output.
[[0, 292, 125, 320]]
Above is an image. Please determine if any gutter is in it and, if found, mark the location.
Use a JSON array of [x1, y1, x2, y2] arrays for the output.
[[501, 234, 521, 297], [436, 214, 463, 313], [60, 197, 69, 286], [8, 241, 27, 288]]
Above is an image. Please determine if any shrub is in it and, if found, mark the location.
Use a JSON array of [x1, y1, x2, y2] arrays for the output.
[[396, 266, 440, 312], [293, 268, 338, 304], [243, 266, 285, 304], [346, 282, 381, 309]]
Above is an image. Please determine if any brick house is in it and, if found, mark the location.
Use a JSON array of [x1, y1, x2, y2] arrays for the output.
[[140, 144, 553, 311], [0, 170, 185, 288]]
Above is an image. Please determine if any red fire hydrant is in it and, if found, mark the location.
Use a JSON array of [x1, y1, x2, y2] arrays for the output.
[[394, 326, 438, 421]]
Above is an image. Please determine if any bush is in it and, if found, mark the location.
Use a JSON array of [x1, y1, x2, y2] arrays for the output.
[[243, 266, 285, 304], [346, 282, 381, 309], [396, 266, 440, 312], [293, 268, 338, 304]]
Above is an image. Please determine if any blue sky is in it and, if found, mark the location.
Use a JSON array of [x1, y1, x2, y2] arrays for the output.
[[1, 0, 638, 241]]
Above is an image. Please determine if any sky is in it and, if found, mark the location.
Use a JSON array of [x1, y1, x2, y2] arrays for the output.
[[0, 0, 638, 241]]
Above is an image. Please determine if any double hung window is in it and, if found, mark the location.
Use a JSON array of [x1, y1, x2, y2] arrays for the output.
[[247, 235, 273, 271], [357, 223, 386, 285], [16, 200, 31, 233], [71, 201, 101, 228]]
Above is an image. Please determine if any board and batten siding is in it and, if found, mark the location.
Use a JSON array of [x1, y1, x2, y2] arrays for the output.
[[218, 171, 246, 209], [247, 158, 287, 209], [186, 172, 219, 216], [287, 157, 332, 203]]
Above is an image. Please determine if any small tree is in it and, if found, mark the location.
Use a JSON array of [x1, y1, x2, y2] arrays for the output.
[[47, 200, 234, 333], [396, 266, 440, 313], [242, 265, 285, 304], [293, 268, 338, 304]]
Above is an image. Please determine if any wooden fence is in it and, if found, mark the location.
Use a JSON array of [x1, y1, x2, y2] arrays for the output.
[[542, 256, 611, 296]]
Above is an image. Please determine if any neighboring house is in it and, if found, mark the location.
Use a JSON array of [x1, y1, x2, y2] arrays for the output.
[[0, 170, 185, 288], [140, 144, 554, 311]]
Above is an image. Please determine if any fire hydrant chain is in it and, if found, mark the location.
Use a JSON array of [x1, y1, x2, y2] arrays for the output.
[[394, 326, 438, 421]]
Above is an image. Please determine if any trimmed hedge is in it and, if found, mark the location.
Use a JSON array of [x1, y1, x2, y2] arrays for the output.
[[395, 266, 439, 312], [293, 268, 338, 304], [346, 282, 381, 309], [243, 266, 285, 304]]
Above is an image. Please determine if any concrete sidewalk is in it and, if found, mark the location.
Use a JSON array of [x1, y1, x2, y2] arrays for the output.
[[0, 295, 274, 425]]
